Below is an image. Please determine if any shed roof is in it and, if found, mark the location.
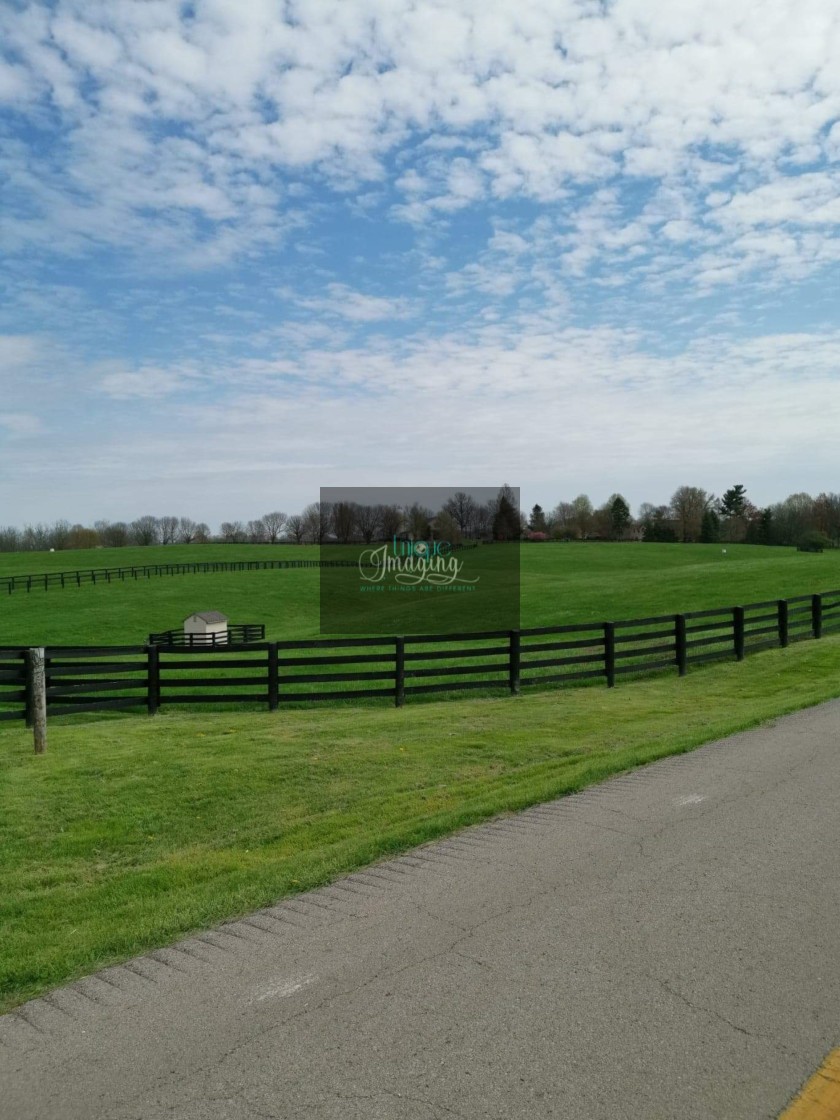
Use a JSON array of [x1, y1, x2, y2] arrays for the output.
[[185, 611, 228, 623]]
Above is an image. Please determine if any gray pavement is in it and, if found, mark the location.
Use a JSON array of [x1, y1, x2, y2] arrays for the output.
[[3, 699, 840, 1119]]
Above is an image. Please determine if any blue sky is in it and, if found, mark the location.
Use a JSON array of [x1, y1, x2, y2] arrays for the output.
[[1, 0, 839, 528]]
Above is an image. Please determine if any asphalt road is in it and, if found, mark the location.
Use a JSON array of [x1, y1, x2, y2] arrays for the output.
[[3, 699, 840, 1120]]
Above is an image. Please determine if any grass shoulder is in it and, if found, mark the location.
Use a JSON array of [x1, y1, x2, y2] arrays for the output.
[[1, 633, 840, 1011]]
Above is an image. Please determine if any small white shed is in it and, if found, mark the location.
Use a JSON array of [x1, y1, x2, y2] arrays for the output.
[[183, 611, 229, 646]]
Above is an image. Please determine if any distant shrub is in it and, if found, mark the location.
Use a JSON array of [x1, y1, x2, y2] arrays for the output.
[[526, 531, 549, 542], [797, 530, 833, 553]]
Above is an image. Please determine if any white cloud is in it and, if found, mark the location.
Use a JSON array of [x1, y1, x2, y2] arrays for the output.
[[290, 283, 416, 322], [2, 312, 839, 520], [0, 333, 42, 368], [0, 0, 838, 284], [97, 365, 200, 399], [0, 412, 44, 437], [2, 2, 840, 524]]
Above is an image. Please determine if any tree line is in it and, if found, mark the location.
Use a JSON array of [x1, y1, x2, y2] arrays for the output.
[[0, 485, 837, 553], [0, 487, 522, 553], [538, 486, 840, 549]]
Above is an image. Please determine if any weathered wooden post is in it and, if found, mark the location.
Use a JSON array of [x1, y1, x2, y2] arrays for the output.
[[812, 593, 823, 639], [777, 599, 789, 648], [268, 642, 279, 712], [675, 614, 687, 677], [395, 637, 406, 708], [146, 644, 160, 715], [604, 622, 616, 687], [27, 647, 47, 754], [733, 606, 745, 661], [509, 630, 521, 695]]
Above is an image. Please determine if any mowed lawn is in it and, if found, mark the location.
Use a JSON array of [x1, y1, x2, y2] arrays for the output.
[[1, 542, 839, 645], [1, 633, 839, 1013]]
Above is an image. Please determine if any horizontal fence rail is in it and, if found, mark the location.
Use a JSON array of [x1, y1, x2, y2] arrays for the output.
[[2, 588, 839, 730], [0, 649, 27, 723], [1, 558, 357, 595], [148, 623, 266, 647]]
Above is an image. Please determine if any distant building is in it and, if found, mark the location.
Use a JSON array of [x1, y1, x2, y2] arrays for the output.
[[183, 611, 228, 645]]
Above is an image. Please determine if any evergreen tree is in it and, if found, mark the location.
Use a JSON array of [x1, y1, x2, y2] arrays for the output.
[[641, 507, 677, 542], [699, 508, 721, 543], [528, 504, 548, 533], [721, 484, 747, 517], [609, 494, 631, 540], [493, 488, 521, 540]]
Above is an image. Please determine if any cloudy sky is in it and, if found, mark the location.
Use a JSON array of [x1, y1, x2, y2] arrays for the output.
[[1, 0, 839, 528]]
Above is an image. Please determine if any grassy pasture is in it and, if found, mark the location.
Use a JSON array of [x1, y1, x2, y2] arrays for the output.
[[1, 543, 839, 1011], [1, 633, 840, 1012], [0, 542, 310, 576], [1, 542, 839, 646]]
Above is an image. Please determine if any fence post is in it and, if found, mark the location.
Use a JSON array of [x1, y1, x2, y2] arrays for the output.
[[395, 637, 406, 707], [733, 606, 745, 661], [675, 614, 687, 677], [27, 648, 47, 754], [147, 645, 160, 715], [268, 642, 279, 711], [509, 630, 521, 695], [812, 593, 823, 639], [604, 622, 616, 687], [777, 599, 789, 648], [24, 651, 34, 728]]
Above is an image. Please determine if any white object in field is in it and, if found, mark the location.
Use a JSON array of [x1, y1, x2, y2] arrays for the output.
[[49, 548, 55, 552], [722, 549, 727, 554], [183, 610, 229, 645]]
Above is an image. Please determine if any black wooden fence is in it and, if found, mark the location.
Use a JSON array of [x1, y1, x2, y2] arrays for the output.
[[148, 624, 265, 647], [1, 558, 357, 595], [2, 589, 839, 724], [1, 543, 481, 595]]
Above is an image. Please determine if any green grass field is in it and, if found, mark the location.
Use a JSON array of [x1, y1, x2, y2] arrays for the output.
[[2, 541, 839, 1013], [1, 633, 839, 1013], [2, 542, 839, 645]]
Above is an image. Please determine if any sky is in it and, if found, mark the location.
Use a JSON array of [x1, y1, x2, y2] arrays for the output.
[[1, 0, 839, 529]]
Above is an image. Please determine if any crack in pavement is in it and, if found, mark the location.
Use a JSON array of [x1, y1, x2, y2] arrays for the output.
[[638, 970, 808, 1062]]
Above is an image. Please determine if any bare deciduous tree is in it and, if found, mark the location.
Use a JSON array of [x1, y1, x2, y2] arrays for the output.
[[770, 493, 815, 545], [177, 517, 200, 543], [570, 494, 593, 540], [131, 515, 160, 545], [0, 525, 22, 551], [284, 514, 305, 544], [443, 491, 477, 537], [670, 486, 710, 542], [95, 520, 129, 548], [378, 504, 402, 541], [405, 502, 432, 539], [301, 502, 332, 543], [355, 503, 380, 543], [157, 516, 179, 545], [433, 509, 462, 545], [220, 520, 246, 543], [332, 502, 357, 543], [247, 518, 267, 543], [473, 501, 493, 539], [551, 501, 575, 538], [261, 511, 287, 543]]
